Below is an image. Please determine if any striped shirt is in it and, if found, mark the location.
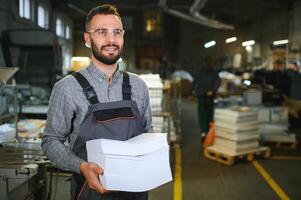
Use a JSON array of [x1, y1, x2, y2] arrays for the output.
[[42, 63, 153, 174]]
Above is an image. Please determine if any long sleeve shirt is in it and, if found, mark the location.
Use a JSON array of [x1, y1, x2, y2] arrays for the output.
[[42, 64, 153, 174], [194, 69, 220, 97]]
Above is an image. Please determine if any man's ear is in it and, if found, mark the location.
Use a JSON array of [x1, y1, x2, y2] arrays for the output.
[[84, 32, 91, 48]]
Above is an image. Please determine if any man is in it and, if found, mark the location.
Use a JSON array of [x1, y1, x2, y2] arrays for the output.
[[285, 60, 301, 130], [287, 60, 301, 100], [42, 4, 153, 200], [193, 56, 220, 141]]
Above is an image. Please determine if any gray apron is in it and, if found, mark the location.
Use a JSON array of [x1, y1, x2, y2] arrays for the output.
[[70, 72, 148, 200]]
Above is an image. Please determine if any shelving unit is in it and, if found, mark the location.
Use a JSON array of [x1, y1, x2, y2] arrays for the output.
[[0, 67, 19, 143]]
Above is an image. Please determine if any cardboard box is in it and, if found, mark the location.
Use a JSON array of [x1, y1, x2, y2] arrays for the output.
[[243, 89, 262, 105], [86, 133, 172, 192], [270, 106, 288, 124]]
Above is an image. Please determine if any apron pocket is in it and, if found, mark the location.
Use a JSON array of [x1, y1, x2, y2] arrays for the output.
[[94, 107, 135, 123]]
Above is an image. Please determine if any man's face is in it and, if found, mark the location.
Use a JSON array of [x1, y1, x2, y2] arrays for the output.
[[85, 14, 124, 65]]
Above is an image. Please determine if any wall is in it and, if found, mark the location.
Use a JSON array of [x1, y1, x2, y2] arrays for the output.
[[0, 0, 73, 87]]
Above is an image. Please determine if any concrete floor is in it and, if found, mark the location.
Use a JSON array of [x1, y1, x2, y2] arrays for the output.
[[50, 98, 301, 200]]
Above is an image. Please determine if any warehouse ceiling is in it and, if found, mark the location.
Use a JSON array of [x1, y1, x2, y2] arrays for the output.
[[51, 0, 296, 30]]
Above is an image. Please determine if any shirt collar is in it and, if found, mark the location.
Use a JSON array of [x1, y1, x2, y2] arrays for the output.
[[87, 62, 123, 82]]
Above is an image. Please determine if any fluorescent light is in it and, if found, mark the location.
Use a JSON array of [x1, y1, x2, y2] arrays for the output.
[[245, 45, 252, 52], [242, 40, 255, 47], [225, 37, 237, 43], [204, 41, 216, 48], [273, 39, 289, 46], [71, 57, 90, 62], [243, 80, 251, 86]]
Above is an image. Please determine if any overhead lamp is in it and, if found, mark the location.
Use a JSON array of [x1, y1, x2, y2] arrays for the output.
[[243, 80, 251, 86], [242, 40, 255, 47], [273, 39, 289, 46], [225, 37, 237, 43], [245, 45, 252, 52], [204, 40, 216, 48]]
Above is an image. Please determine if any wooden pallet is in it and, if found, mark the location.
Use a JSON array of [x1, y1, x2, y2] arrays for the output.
[[204, 145, 271, 165], [262, 141, 298, 149]]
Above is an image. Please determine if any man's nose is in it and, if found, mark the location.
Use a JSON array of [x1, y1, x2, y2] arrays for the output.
[[106, 31, 115, 41]]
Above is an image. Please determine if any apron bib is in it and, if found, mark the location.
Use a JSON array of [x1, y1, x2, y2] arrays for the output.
[[70, 72, 147, 200]]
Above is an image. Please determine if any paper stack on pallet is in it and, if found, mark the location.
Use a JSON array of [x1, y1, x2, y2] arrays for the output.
[[213, 107, 260, 153], [254, 106, 297, 143], [152, 116, 164, 133], [140, 74, 163, 113]]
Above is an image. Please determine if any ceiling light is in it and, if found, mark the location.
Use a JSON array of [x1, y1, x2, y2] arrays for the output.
[[225, 37, 237, 43], [242, 40, 255, 47], [243, 80, 251, 86], [204, 41, 216, 48], [245, 45, 252, 52], [273, 39, 289, 46]]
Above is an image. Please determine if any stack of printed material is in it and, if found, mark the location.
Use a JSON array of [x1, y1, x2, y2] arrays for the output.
[[86, 133, 172, 192], [0, 123, 16, 143], [213, 107, 260, 153], [255, 106, 296, 143], [140, 74, 163, 113], [152, 116, 164, 133], [18, 119, 46, 139]]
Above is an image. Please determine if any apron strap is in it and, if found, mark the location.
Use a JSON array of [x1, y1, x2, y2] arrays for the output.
[[72, 72, 99, 105], [122, 72, 132, 100]]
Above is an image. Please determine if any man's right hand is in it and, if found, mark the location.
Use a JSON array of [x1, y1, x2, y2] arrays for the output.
[[80, 162, 109, 194]]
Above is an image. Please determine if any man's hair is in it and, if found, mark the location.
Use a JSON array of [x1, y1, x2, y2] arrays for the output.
[[85, 4, 121, 31]]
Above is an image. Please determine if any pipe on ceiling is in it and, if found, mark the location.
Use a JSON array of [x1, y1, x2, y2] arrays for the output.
[[164, 8, 234, 30], [190, 0, 234, 30], [189, 0, 208, 14]]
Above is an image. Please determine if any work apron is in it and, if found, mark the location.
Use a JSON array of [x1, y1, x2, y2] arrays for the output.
[[70, 72, 148, 200]]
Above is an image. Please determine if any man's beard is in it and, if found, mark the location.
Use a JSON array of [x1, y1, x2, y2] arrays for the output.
[[91, 41, 122, 65]]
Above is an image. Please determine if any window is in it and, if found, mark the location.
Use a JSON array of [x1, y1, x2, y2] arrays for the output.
[[56, 17, 64, 37], [19, 0, 31, 19], [37, 4, 48, 28], [65, 25, 71, 39]]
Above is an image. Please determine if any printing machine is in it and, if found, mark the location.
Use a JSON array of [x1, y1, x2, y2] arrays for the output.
[[0, 142, 48, 200], [0, 67, 48, 199]]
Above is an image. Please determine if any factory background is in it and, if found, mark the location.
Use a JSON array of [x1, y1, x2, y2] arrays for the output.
[[0, 0, 301, 199]]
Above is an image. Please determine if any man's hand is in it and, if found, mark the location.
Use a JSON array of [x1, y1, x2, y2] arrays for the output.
[[80, 162, 109, 194]]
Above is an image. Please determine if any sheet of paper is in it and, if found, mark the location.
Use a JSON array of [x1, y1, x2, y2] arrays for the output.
[[86, 133, 168, 156]]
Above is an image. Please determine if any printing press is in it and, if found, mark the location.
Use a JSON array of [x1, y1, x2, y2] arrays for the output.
[[0, 142, 48, 200]]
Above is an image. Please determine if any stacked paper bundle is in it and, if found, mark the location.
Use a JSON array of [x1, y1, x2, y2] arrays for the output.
[[86, 133, 172, 192], [18, 119, 46, 139], [152, 116, 164, 133], [0, 123, 16, 143], [255, 106, 296, 143], [213, 107, 260, 153], [140, 74, 163, 113]]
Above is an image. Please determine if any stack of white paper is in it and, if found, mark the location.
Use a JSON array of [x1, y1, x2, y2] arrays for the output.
[[253, 106, 295, 143], [152, 116, 164, 133], [86, 133, 172, 192], [0, 123, 16, 143], [139, 74, 164, 113], [213, 107, 260, 153]]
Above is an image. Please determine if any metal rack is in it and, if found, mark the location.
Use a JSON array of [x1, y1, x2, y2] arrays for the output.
[[167, 79, 182, 144], [0, 67, 19, 142]]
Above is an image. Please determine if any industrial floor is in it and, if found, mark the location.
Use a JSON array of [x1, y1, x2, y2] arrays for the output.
[[50, 98, 301, 200]]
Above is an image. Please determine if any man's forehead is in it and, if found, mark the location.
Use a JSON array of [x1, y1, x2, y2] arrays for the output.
[[91, 14, 122, 26]]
